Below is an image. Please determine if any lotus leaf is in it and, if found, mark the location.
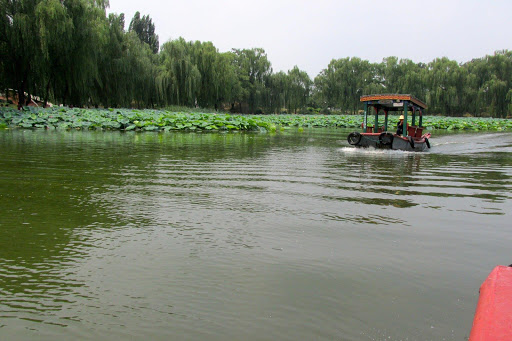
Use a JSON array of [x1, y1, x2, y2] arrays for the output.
[[0, 108, 510, 133]]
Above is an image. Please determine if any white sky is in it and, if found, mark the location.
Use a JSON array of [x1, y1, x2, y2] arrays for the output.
[[107, 0, 512, 77]]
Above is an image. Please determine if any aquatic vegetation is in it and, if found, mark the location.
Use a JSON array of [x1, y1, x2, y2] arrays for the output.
[[0, 107, 271, 132], [0, 107, 511, 132]]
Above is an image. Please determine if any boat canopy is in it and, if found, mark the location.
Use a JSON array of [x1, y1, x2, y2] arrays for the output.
[[360, 94, 427, 137]]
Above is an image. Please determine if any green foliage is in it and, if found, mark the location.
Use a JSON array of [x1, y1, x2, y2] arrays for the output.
[[231, 48, 272, 113], [287, 66, 313, 114], [314, 52, 512, 118], [1, 107, 511, 132], [0, 1, 511, 117], [129, 11, 159, 54], [314, 57, 381, 113], [157, 38, 201, 107]]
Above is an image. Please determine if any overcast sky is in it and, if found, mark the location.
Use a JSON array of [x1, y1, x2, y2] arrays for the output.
[[108, 0, 512, 77]]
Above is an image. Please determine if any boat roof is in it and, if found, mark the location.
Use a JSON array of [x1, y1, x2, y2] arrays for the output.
[[360, 94, 427, 110]]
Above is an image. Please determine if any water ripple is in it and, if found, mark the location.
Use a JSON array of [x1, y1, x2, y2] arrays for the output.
[[0, 129, 511, 340]]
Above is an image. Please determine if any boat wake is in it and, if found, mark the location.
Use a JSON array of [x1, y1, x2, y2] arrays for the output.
[[339, 146, 416, 156], [431, 132, 512, 155]]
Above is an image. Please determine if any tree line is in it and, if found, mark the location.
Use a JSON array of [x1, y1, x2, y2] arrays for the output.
[[1, 0, 511, 117], [315, 53, 512, 117]]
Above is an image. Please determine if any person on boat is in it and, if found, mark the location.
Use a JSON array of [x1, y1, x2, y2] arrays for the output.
[[396, 115, 404, 136]]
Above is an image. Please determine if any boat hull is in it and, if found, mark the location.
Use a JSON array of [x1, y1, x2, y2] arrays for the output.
[[469, 265, 512, 341], [347, 132, 431, 152]]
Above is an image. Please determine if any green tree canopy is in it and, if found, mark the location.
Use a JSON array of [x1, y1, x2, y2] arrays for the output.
[[1, 2, 511, 116], [129, 11, 159, 54]]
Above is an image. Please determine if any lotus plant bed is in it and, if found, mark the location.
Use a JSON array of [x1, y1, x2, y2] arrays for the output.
[[0, 107, 511, 132]]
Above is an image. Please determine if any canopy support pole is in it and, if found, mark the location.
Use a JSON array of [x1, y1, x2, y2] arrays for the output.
[[374, 106, 379, 132], [363, 102, 368, 132], [403, 101, 408, 137]]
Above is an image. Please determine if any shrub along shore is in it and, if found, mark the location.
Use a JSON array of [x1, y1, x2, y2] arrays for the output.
[[0, 107, 511, 132]]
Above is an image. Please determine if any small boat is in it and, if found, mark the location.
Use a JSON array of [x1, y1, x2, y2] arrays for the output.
[[469, 265, 512, 340], [347, 94, 431, 152]]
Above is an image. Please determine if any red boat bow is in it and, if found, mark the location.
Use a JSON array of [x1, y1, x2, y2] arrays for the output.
[[469, 265, 512, 340]]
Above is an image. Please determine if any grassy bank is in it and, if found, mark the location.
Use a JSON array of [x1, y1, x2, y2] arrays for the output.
[[1, 107, 511, 132]]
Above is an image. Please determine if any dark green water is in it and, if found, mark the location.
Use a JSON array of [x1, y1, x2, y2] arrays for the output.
[[1, 128, 511, 341]]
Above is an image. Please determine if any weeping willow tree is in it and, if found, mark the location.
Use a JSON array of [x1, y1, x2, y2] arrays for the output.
[[128, 11, 159, 54], [0, 0, 109, 106], [287, 66, 312, 114], [34, 0, 73, 106], [94, 12, 127, 107], [470, 51, 512, 116], [265, 71, 288, 114], [64, 0, 108, 105], [230, 48, 272, 113], [1, 1, 511, 116], [0, 0, 40, 107], [314, 52, 512, 117], [314, 57, 381, 113], [189, 41, 220, 109], [93, 13, 157, 108], [213, 51, 240, 110], [424, 58, 464, 115], [157, 38, 201, 107]]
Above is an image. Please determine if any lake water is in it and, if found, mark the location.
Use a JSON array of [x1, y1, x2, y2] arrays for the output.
[[0, 128, 511, 341]]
